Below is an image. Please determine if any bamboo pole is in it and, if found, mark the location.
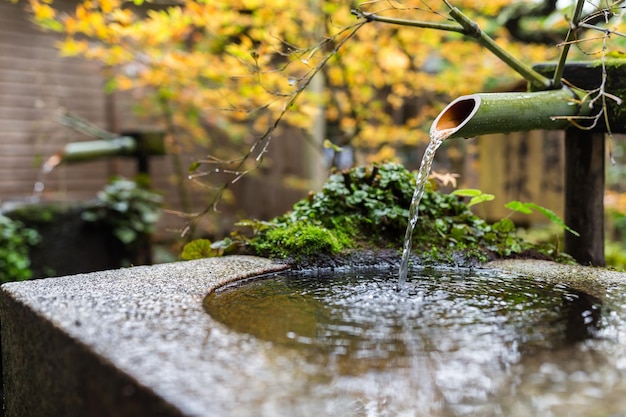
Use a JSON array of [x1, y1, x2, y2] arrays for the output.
[[552, 0, 586, 88], [431, 88, 590, 139], [60, 133, 166, 164], [61, 136, 138, 163]]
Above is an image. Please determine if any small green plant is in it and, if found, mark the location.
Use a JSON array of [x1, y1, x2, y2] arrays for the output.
[[181, 239, 216, 260], [181, 238, 237, 260], [0, 214, 41, 282], [281, 162, 416, 240], [82, 176, 163, 245], [505, 200, 579, 236], [451, 189, 495, 207]]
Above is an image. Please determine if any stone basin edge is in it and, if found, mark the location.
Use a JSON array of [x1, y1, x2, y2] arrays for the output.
[[0, 255, 290, 417], [2, 256, 626, 417], [487, 258, 626, 301]]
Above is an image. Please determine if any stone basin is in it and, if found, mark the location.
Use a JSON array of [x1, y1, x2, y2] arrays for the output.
[[2, 256, 626, 416]]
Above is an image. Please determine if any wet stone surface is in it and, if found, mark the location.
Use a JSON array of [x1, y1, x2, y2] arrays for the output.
[[2, 257, 626, 417]]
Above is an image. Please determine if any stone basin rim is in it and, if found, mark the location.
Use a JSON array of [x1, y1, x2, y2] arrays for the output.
[[2, 256, 626, 417]]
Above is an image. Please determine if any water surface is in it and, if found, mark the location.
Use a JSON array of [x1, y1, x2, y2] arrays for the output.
[[205, 267, 625, 416]]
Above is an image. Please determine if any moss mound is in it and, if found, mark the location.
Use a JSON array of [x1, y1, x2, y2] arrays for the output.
[[184, 162, 569, 266]]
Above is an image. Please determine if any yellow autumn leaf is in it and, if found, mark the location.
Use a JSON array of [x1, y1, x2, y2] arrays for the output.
[[31, 1, 56, 21], [110, 8, 133, 26], [114, 75, 135, 90], [57, 38, 88, 56], [366, 145, 398, 164], [378, 46, 410, 74], [98, 0, 119, 14]]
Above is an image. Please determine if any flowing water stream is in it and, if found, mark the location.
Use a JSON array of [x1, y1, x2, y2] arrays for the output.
[[398, 128, 455, 285], [30, 152, 63, 203]]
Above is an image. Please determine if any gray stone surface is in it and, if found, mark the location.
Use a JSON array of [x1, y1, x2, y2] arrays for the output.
[[487, 259, 626, 300], [4, 257, 626, 417], [0, 256, 289, 417]]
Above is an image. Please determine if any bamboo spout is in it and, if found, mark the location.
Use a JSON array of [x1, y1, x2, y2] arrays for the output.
[[61, 136, 137, 163], [431, 88, 589, 139], [59, 132, 165, 164]]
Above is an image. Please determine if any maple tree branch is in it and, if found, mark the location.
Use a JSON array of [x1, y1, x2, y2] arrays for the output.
[[351, 9, 466, 34], [183, 20, 369, 236], [443, 2, 551, 90], [353, 3, 552, 90]]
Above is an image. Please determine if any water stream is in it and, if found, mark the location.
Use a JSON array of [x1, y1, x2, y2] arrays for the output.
[[30, 152, 63, 203], [398, 128, 455, 286]]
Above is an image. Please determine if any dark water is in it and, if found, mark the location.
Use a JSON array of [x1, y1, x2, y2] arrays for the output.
[[205, 267, 626, 417]]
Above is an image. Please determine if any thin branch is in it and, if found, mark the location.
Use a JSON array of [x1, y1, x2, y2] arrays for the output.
[[443, 3, 551, 90], [183, 20, 368, 236], [578, 22, 626, 38], [353, 4, 552, 90], [351, 9, 466, 33]]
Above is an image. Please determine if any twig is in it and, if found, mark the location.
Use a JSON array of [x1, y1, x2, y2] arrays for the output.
[[56, 111, 118, 140], [578, 22, 626, 38]]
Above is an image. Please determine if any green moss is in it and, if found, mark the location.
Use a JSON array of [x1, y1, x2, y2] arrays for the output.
[[195, 162, 565, 265], [252, 222, 352, 259], [590, 58, 626, 69], [598, 60, 626, 125]]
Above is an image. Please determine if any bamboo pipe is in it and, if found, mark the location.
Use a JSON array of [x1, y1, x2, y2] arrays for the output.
[[431, 88, 589, 139], [59, 132, 166, 164], [61, 136, 138, 163]]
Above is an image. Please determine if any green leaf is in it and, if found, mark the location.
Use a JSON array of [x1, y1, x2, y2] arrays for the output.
[[452, 189, 494, 207], [468, 193, 494, 207], [114, 227, 137, 244], [323, 139, 344, 153], [40, 18, 64, 32], [505, 201, 579, 237], [525, 203, 580, 237], [493, 218, 515, 233], [80, 211, 100, 222], [181, 239, 216, 260], [188, 161, 201, 173], [211, 238, 233, 250], [452, 188, 482, 198], [504, 200, 533, 214]]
